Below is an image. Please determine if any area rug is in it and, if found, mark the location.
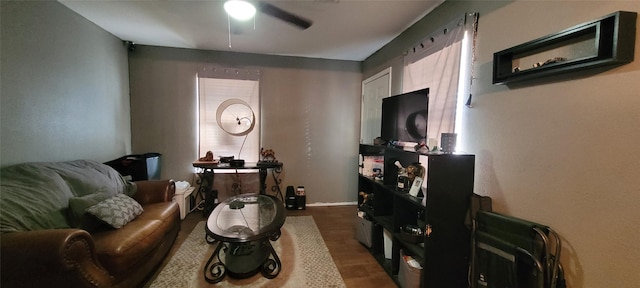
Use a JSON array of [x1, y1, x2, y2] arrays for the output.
[[150, 216, 346, 288]]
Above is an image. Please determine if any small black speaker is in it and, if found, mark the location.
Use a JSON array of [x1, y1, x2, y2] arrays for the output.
[[204, 189, 217, 217], [296, 186, 306, 210], [285, 186, 296, 210], [296, 195, 306, 210]]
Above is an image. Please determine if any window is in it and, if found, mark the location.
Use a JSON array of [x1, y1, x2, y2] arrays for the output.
[[403, 13, 478, 151], [198, 67, 260, 163]]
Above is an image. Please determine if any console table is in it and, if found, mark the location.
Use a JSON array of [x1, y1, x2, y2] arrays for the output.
[[192, 161, 284, 211]]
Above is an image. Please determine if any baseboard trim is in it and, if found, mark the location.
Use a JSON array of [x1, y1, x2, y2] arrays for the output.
[[306, 201, 357, 207]]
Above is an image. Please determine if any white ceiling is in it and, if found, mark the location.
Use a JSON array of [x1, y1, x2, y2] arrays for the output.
[[59, 0, 444, 61]]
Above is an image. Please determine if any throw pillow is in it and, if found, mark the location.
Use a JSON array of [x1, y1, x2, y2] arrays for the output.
[[85, 194, 143, 229]]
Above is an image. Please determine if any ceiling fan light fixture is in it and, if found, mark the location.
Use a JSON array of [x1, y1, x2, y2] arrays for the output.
[[224, 0, 256, 21]]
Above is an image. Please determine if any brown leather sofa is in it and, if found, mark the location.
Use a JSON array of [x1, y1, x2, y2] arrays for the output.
[[0, 160, 180, 287]]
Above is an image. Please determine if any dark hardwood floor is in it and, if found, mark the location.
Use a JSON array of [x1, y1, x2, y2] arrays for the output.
[[144, 205, 397, 287]]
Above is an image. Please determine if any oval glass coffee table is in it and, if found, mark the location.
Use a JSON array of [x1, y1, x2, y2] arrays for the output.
[[203, 193, 285, 283]]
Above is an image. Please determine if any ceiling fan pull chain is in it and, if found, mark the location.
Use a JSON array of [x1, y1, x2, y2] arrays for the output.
[[227, 14, 232, 49]]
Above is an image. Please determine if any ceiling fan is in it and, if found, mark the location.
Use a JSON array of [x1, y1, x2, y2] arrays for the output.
[[224, 0, 313, 30]]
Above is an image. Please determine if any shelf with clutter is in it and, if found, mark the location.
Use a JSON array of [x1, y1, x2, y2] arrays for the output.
[[493, 11, 637, 85], [357, 144, 475, 287]]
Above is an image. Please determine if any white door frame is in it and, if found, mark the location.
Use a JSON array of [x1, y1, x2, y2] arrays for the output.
[[360, 67, 392, 144]]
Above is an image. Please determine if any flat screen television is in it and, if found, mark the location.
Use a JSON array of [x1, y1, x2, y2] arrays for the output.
[[381, 88, 429, 143]]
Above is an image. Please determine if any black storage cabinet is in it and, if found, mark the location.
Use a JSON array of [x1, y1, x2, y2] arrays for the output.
[[358, 144, 475, 288], [105, 153, 161, 181]]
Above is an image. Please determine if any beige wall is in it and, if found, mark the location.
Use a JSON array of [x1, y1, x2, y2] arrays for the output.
[[366, 1, 640, 287], [0, 1, 131, 167], [4, 1, 638, 286], [128, 46, 362, 204]]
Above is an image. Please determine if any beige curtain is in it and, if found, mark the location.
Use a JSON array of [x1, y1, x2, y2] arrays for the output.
[[403, 13, 477, 146]]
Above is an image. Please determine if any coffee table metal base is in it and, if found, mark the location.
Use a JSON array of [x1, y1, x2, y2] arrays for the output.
[[203, 235, 282, 283], [203, 194, 285, 283]]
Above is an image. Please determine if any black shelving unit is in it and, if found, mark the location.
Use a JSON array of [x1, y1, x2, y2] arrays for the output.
[[493, 11, 636, 85], [357, 144, 475, 287]]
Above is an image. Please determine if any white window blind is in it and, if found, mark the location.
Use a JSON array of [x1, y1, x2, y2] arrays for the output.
[[403, 13, 477, 150], [198, 67, 260, 163]]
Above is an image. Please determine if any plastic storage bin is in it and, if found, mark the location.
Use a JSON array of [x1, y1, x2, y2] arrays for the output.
[[105, 153, 161, 181]]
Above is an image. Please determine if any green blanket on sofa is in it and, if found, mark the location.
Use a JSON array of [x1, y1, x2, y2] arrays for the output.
[[0, 160, 136, 232]]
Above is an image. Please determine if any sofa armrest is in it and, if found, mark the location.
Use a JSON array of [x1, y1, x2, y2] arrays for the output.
[[133, 179, 176, 204], [1, 229, 112, 287]]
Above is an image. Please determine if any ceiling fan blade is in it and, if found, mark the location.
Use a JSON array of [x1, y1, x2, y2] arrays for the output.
[[257, 2, 312, 30]]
